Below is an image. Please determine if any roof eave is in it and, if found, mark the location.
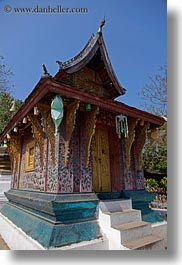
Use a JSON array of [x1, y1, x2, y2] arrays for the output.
[[55, 32, 125, 98], [0, 79, 164, 143], [0, 77, 49, 143]]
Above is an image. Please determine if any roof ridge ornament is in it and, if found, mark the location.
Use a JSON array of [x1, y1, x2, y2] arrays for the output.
[[41, 64, 52, 78], [98, 16, 106, 33], [56, 60, 64, 69]]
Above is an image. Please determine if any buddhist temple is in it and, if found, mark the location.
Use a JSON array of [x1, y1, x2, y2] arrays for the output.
[[0, 144, 11, 208], [0, 20, 166, 250]]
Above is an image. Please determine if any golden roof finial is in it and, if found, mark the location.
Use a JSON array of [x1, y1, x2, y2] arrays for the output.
[[98, 16, 106, 33]]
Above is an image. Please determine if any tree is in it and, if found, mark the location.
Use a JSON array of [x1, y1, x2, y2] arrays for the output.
[[0, 56, 23, 134], [144, 123, 167, 175], [0, 56, 13, 93], [139, 65, 167, 116], [0, 92, 22, 133], [139, 65, 167, 175]]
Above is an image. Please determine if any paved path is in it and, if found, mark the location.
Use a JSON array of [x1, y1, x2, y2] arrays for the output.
[[0, 234, 10, 250]]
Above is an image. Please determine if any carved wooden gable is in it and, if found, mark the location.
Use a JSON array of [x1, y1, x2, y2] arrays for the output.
[[61, 66, 113, 98]]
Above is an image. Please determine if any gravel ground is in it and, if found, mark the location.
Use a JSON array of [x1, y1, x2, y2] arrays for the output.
[[0, 234, 10, 250]]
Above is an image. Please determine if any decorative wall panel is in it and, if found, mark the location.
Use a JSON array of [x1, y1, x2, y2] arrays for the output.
[[57, 134, 73, 193], [82, 106, 99, 168], [124, 170, 133, 190], [69, 118, 80, 192], [65, 100, 80, 166], [134, 122, 149, 170], [27, 114, 45, 169], [19, 133, 46, 192], [125, 118, 138, 170]]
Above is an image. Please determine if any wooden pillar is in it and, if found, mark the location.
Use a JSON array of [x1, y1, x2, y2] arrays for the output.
[[80, 106, 99, 192], [123, 118, 138, 190], [133, 121, 149, 189], [7, 134, 21, 189]]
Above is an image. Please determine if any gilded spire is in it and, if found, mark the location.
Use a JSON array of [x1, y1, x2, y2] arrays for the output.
[[98, 17, 106, 33]]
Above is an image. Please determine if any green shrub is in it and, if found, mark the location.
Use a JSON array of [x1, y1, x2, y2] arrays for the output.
[[144, 178, 159, 193]]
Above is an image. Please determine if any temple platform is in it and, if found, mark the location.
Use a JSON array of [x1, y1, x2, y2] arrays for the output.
[[0, 190, 167, 250]]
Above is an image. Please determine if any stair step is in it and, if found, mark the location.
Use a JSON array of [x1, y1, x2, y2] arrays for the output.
[[103, 209, 139, 215], [113, 221, 152, 243], [110, 209, 142, 226], [123, 235, 163, 250], [113, 221, 149, 231]]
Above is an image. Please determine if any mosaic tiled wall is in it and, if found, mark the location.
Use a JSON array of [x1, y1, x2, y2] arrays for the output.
[[57, 113, 93, 193], [18, 130, 45, 191], [123, 129, 145, 190], [70, 119, 80, 192], [79, 114, 93, 192], [46, 136, 59, 192], [57, 134, 73, 193], [14, 110, 145, 193], [136, 170, 144, 189]]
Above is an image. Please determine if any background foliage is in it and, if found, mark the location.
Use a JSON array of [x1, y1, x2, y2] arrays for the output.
[[0, 56, 23, 134], [139, 65, 167, 176]]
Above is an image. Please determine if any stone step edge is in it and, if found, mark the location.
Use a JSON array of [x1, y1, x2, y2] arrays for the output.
[[112, 221, 150, 231], [123, 235, 163, 250], [102, 209, 139, 215]]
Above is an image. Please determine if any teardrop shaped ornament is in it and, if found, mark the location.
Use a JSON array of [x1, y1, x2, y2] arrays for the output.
[[51, 95, 64, 136]]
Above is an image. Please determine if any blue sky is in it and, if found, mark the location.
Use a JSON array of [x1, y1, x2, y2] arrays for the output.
[[0, 0, 166, 110]]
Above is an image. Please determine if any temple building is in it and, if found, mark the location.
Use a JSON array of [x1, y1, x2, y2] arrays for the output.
[[0, 144, 11, 208], [0, 21, 166, 250]]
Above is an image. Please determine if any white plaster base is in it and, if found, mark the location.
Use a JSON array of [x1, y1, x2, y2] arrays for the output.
[[99, 199, 132, 213], [53, 237, 109, 250], [152, 221, 167, 249], [98, 199, 135, 250], [0, 213, 44, 250], [0, 212, 108, 250], [98, 208, 125, 250], [0, 199, 167, 250]]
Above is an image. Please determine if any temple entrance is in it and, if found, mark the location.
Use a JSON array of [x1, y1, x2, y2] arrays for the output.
[[92, 128, 111, 192]]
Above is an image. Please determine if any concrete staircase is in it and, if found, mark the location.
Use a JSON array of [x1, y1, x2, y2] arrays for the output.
[[98, 199, 164, 250], [121, 190, 164, 223]]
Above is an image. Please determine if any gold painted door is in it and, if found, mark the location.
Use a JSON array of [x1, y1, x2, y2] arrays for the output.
[[92, 128, 111, 192]]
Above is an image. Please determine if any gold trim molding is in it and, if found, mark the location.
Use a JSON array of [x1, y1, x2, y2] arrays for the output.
[[38, 103, 56, 165], [27, 113, 45, 168], [83, 106, 99, 168], [25, 140, 35, 171], [7, 134, 21, 172], [46, 112, 56, 164]]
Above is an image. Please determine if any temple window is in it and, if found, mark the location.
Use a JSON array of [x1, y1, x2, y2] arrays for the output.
[[25, 141, 35, 171]]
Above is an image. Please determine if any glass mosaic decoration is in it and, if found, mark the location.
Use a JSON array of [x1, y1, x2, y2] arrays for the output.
[[51, 95, 64, 136], [115, 114, 128, 138]]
